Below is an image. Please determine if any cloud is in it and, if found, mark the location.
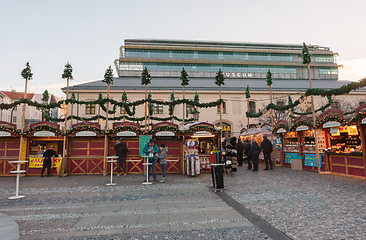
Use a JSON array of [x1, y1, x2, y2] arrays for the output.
[[338, 58, 366, 81]]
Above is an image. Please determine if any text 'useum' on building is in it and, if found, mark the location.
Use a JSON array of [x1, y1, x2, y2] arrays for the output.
[[64, 39, 366, 137]]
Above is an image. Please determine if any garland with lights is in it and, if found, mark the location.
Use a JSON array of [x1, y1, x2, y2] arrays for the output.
[[107, 126, 142, 135], [148, 126, 183, 135], [0, 126, 19, 136], [316, 116, 346, 128], [272, 124, 289, 133], [64, 125, 105, 136], [23, 125, 62, 136], [348, 111, 366, 125], [186, 126, 220, 134], [290, 120, 313, 132]]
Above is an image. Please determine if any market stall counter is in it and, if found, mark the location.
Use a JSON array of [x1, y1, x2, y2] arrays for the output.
[[180, 122, 220, 174], [26, 121, 63, 176], [319, 109, 365, 178], [0, 121, 22, 176]]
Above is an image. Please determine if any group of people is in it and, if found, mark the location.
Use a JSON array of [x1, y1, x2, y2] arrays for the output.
[[235, 135, 273, 171], [114, 138, 168, 183]]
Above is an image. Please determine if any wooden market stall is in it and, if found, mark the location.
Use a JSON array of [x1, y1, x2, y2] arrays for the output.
[[320, 109, 365, 179], [0, 121, 22, 176], [355, 104, 366, 178], [108, 121, 141, 175], [67, 121, 105, 175], [26, 121, 63, 176], [151, 122, 183, 174], [287, 116, 327, 171], [181, 122, 220, 174], [273, 120, 288, 166]]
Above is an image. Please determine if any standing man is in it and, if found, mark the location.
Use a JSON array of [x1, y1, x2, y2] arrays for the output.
[[114, 140, 129, 175], [250, 140, 260, 172], [244, 139, 252, 170], [236, 138, 245, 166], [260, 135, 273, 170], [143, 138, 159, 182], [41, 146, 58, 177]]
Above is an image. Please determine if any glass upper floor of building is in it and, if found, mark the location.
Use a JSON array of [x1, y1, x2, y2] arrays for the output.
[[117, 61, 338, 75], [124, 48, 334, 63]]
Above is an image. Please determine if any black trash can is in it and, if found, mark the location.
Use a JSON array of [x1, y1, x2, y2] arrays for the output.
[[211, 164, 224, 189]]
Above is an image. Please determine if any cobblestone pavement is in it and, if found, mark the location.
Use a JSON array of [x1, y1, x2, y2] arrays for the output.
[[1, 164, 366, 239]]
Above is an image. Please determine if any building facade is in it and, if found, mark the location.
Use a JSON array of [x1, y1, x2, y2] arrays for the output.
[[65, 39, 366, 136]]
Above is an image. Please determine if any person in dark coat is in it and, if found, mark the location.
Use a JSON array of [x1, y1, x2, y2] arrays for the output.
[[114, 140, 129, 175], [41, 146, 58, 177], [249, 140, 260, 171], [244, 139, 252, 170], [236, 138, 245, 166], [260, 135, 273, 170]]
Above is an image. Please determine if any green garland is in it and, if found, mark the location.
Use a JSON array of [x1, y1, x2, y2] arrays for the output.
[[107, 126, 143, 135], [272, 124, 289, 133], [23, 125, 62, 135], [65, 125, 104, 136], [316, 116, 345, 128], [290, 120, 313, 132]]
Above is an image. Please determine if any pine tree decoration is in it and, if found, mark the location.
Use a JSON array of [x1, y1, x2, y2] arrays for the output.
[[245, 85, 251, 99], [302, 42, 311, 65], [42, 90, 49, 102], [103, 66, 114, 85], [71, 92, 76, 101], [62, 62, 73, 80], [141, 67, 151, 85], [266, 69, 273, 86], [122, 91, 127, 102], [215, 68, 225, 86], [180, 67, 189, 86], [194, 92, 199, 103], [21, 62, 33, 80]]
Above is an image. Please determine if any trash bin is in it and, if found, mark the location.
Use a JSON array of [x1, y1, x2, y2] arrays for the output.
[[211, 164, 224, 189], [291, 155, 303, 170]]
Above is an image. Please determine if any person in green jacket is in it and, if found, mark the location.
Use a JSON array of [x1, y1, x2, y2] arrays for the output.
[[143, 138, 159, 181]]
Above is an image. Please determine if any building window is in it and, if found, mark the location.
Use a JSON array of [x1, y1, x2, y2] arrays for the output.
[[249, 101, 256, 113], [331, 101, 340, 110], [86, 104, 95, 114], [277, 101, 285, 112], [217, 101, 227, 114], [153, 104, 163, 114], [186, 105, 196, 114], [12, 116, 17, 123], [359, 101, 366, 107]]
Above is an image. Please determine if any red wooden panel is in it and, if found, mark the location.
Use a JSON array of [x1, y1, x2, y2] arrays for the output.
[[89, 149, 104, 155], [70, 159, 88, 174], [348, 167, 366, 177], [71, 141, 88, 148], [70, 149, 87, 155], [0, 142, 5, 149], [347, 157, 365, 167], [128, 141, 139, 148], [332, 165, 347, 174], [0, 150, 4, 156], [89, 159, 103, 174], [27, 167, 57, 176], [331, 156, 346, 164], [7, 142, 20, 148], [7, 150, 19, 156], [90, 141, 104, 148]]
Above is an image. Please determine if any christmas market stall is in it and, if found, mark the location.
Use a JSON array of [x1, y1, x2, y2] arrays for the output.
[[151, 122, 183, 174], [0, 121, 22, 176], [66, 121, 105, 175], [180, 122, 220, 175], [27, 121, 63, 176], [282, 117, 301, 169], [290, 116, 327, 172], [272, 120, 289, 166], [354, 103, 366, 177], [319, 109, 364, 178], [108, 121, 142, 175]]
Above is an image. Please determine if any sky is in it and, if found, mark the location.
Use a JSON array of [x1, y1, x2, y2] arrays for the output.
[[1, 0, 366, 98]]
